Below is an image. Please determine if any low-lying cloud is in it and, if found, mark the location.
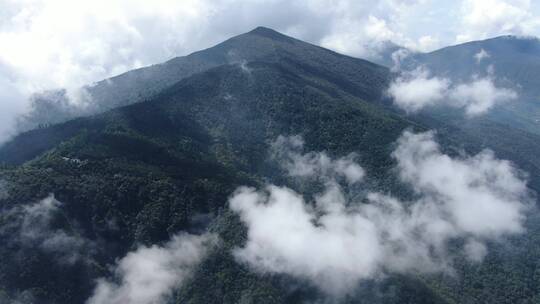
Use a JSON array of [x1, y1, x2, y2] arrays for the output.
[[393, 131, 529, 236], [474, 48, 491, 63], [387, 68, 518, 115], [0, 194, 94, 264], [229, 133, 531, 295], [449, 77, 518, 115], [387, 68, 450, 112], [87, 233, 217, 304], [271, 135, 365, 184]]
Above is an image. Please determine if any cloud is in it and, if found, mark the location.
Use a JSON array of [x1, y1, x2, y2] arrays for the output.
[[417, 35, 440, 52], [0, 64, 29, 142], [230, 184, 382, 295], [229, 133, 531, 295], [458, 0, 540, 42], [387, 68, 517, 115], [0, 0, 219, 143], [475, 48, 491, 63], [87, 233, 217, 304], [449, 77, 518, 116], [387, 68, 450, 112], [390, 48, 412, 72], [271, 135, 365, 184], [0, 194, 94, 264], [319, 7, 443, 60], [393, 131, 529, 237], [463, 239, 488, 262]]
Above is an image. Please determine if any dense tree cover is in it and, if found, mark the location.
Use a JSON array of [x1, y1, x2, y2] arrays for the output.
[[0, 27, 539, 303]]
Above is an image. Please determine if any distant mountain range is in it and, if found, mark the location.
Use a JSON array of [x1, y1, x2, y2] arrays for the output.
[[1, 27, 540, 304]]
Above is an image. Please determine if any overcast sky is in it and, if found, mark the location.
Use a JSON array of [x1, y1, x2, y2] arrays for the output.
[[0, 0, 540, 139]]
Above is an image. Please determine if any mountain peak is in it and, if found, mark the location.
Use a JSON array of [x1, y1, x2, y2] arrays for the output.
[[246, 26, 292, 42], [248, 26, 279, 35]]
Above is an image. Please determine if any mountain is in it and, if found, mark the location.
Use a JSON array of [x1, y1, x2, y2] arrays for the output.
[[400, 35, 540, 134], [18, 27, 387, 131], [406, 35, 540, 89], [1, 27, 540, 304]]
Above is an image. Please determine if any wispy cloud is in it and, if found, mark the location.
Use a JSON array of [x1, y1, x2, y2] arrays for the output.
[[0, 194, 94, 264], [271, 135, 365, 184], [474, 48, 491, 63]]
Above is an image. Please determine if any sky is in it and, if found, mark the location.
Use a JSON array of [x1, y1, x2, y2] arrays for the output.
[[0, 0, 540, 141]]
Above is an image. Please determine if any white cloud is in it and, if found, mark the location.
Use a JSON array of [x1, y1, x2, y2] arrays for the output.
[[393, 131, 529, 236], [390, 48, 412, 72], [0, 64, 28, 142], [458, 0, 540, 42], [0, 0, 217, 143], [475, 48, 491, 63], [464, 239, 488, 262], [449, 77, 518, 116], [230, 185, 380, 295], [87, 233, 217, 304], [319, 6, 443, 60], [388, 68, 517, 115], [387, 68, 450, 112], [417, 35, 440, 52], [271, 135, 365, 184], [229, 133, 531, 294]]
